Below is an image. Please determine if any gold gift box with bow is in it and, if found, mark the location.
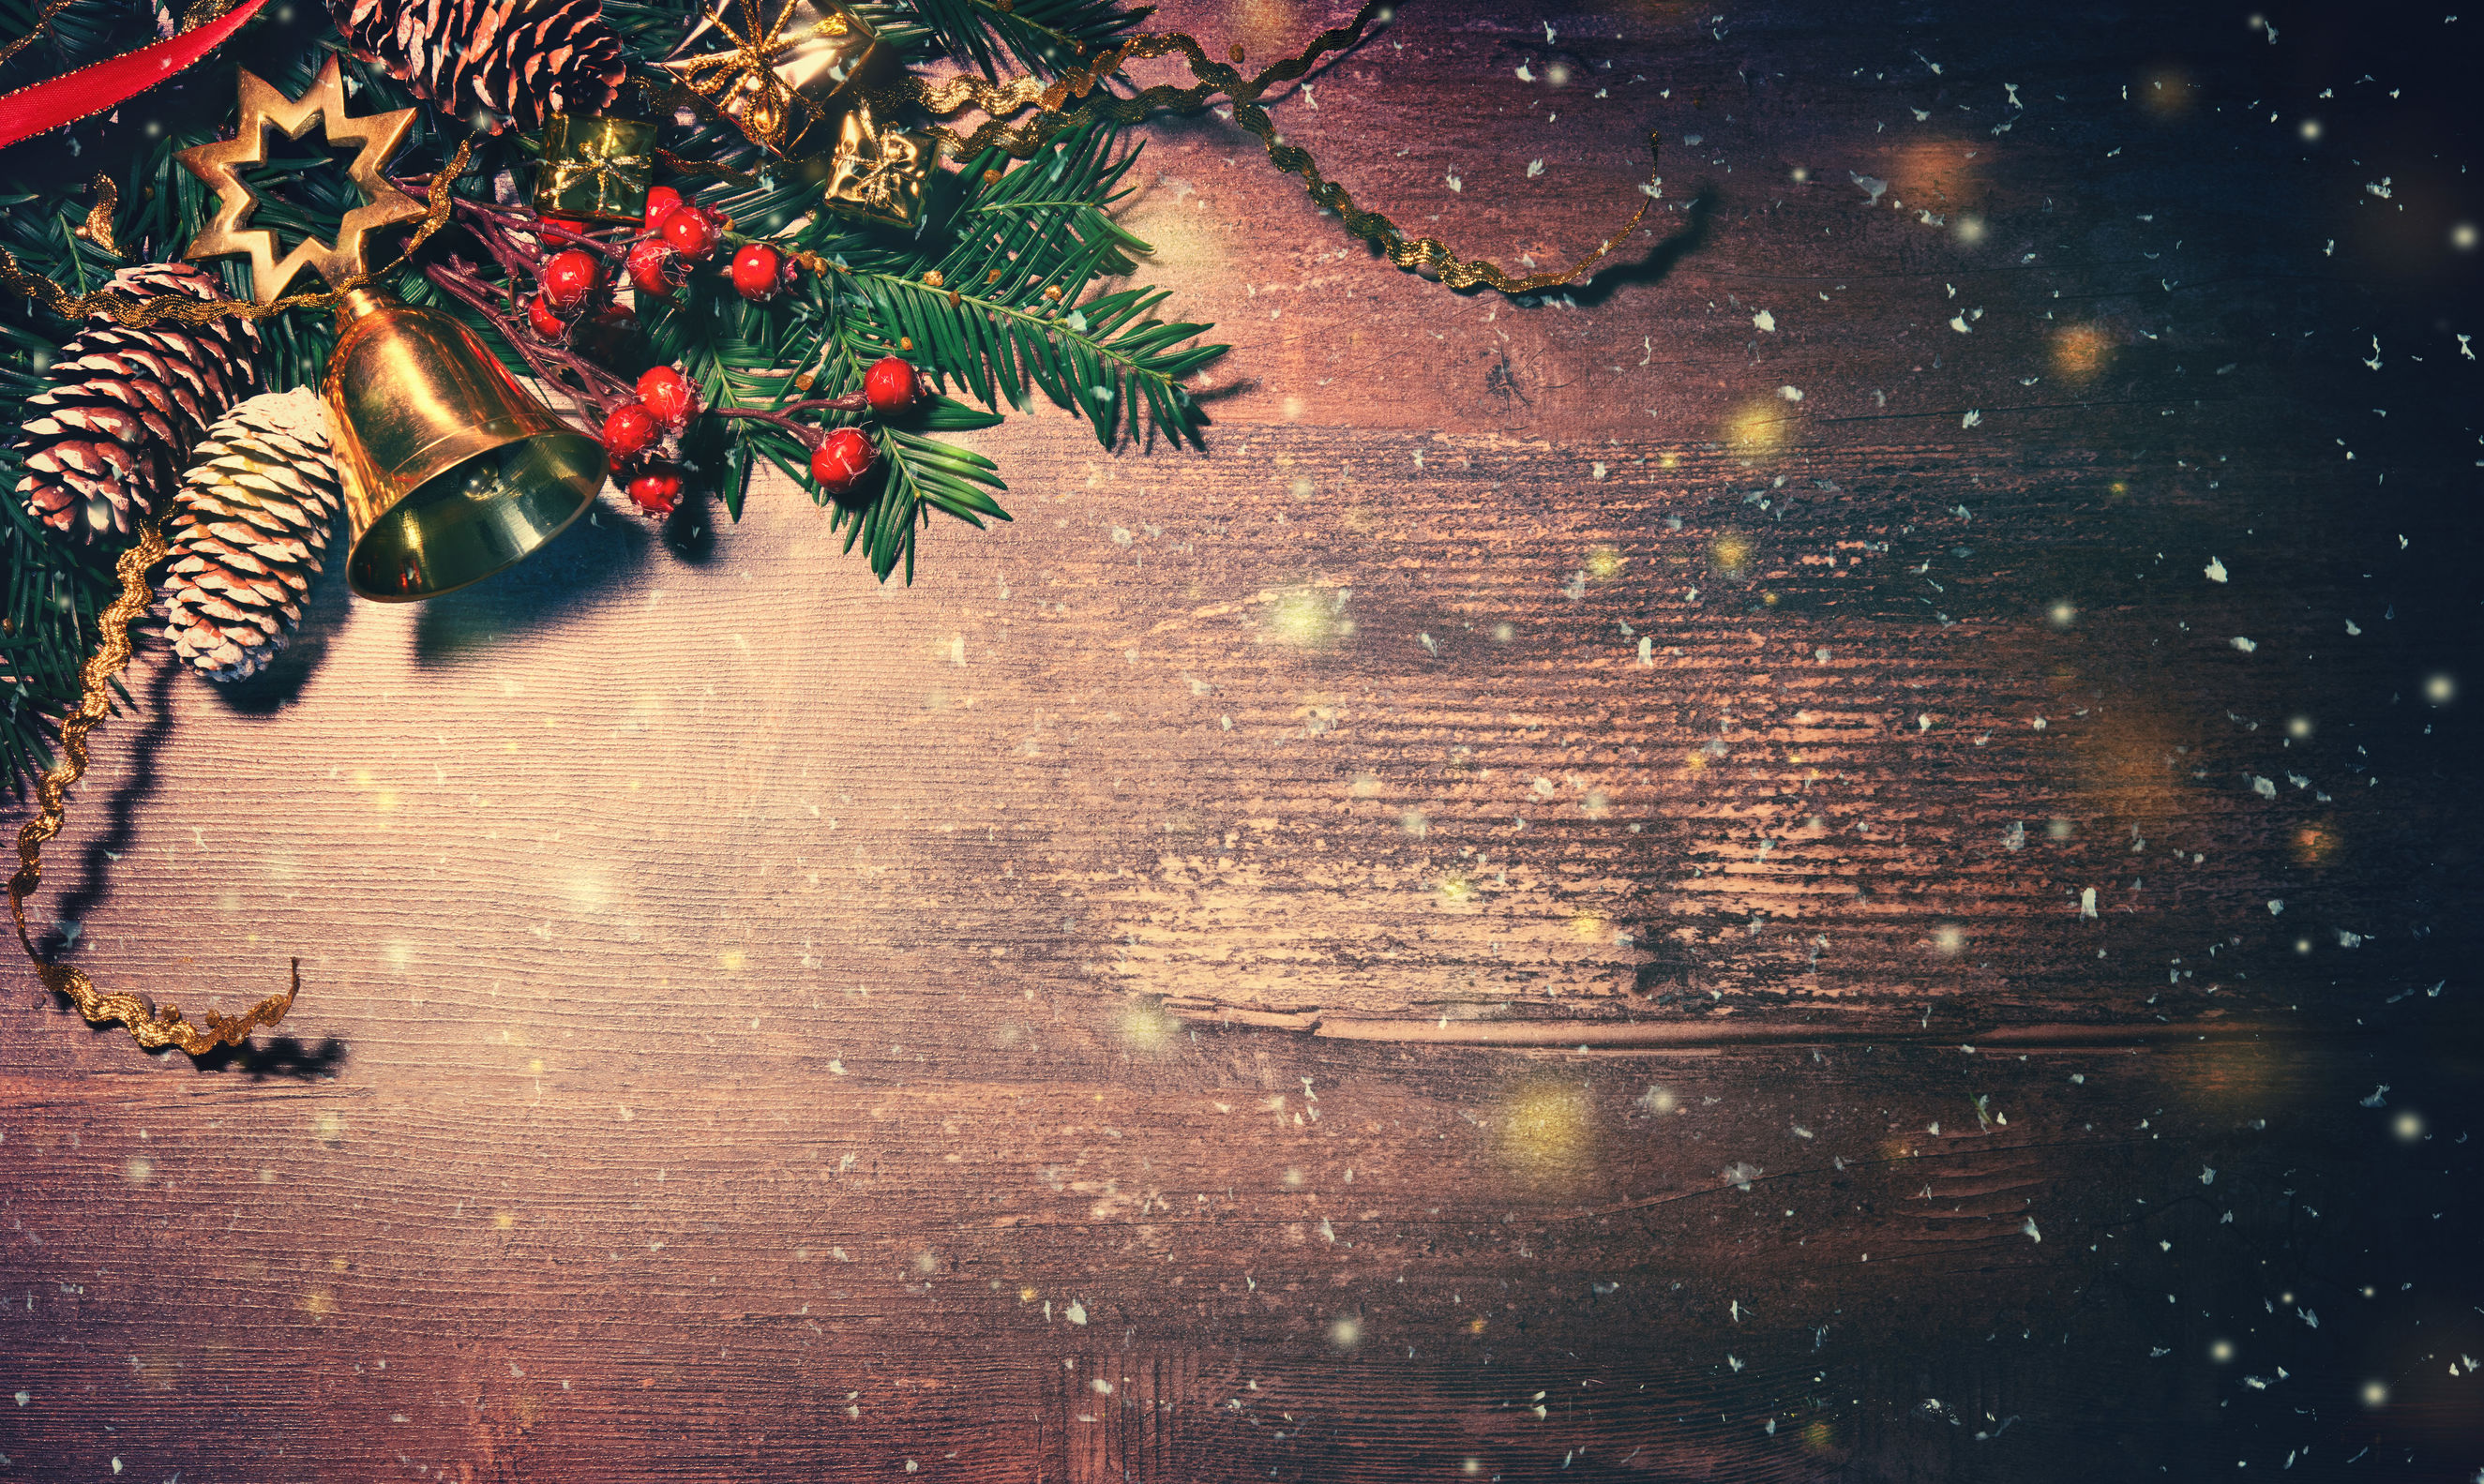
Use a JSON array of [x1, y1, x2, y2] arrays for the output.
[[660, 0, 884, 157], [821, 105, 937, 230], [532, 115, 658, 224]]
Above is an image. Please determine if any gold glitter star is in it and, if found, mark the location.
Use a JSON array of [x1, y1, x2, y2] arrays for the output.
[[175, 56, 422, 304]]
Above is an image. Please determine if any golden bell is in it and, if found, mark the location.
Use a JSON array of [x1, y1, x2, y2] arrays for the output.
[[324, 288, 607, 601]]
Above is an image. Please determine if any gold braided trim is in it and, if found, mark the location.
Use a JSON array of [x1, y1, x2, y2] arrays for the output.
[[0, 0, 78, 70], [0, 137, 474, 328], [8, 522, 299, 1054], [891, 4, 1661, 295], [894, 4, 1387, 156]]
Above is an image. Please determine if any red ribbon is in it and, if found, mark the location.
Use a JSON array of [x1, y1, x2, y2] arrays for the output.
[[0, 0, 273, 154]]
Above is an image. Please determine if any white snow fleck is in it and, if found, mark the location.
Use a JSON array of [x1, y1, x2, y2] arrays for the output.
[[1515, 63, 1535, 82], [2359, 1086, 2388, 1108], [2022, 1217, 2041, 1242], [1961, 409, 1981, 428], [1752, 308, 1776, 333], [2200, 1166, 2217, 1186], [1064, 1300, 1089, 1325], [2080, 887, 2099, 919], [1850, 172, 1889, 205], [2251, 776, 2278, 800], [1722, 1162, 1763, 1191], [2231, 636, 2257, 652], [2267, 899, 2284, 915], [1778, 385, 1803, 401], [1527, 158, 1544, 177], [2204, 556, 2228, 582], [1444, 172, 1462, 193], [1949, 314, 1972, 333]]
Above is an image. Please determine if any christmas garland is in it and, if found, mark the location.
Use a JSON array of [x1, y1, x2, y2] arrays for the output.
[[0, 0, 1657, 1052]]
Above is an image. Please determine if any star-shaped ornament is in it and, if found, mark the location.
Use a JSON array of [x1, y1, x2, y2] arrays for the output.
[[176, 56, 423, 304]]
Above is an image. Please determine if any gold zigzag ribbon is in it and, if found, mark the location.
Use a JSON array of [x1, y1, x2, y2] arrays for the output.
[[887, 2, 1662, 294], [8, 522, 300, 1054], [0, 138, 473, 329]]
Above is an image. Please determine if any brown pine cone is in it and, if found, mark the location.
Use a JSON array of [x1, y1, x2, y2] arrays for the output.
[[331, 0, 625, 133], [11, 262, 260, 547], [162, 390, 343, 682]]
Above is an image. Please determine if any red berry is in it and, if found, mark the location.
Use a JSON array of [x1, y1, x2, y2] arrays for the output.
[[730, 242, 782, 301], [636, 365, 698, 426], [626, 238, 681, 299], [808, 427, 878, 500], [864, 354, 924, 417], [602, 402, 660, 459], [642, 185, 683, 235], [626, 465, 685, 517], [524, 293, 569, 340], [660, 207, 718, 260], [540, 247, 601, 310]]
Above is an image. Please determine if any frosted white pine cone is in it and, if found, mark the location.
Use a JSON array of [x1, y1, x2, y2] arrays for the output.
[[162, 389, 343, 682]]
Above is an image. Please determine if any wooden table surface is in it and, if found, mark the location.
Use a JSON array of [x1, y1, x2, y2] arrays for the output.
[[5, 2, 2480, 1479]]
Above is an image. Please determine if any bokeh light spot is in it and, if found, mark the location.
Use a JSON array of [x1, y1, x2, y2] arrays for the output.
[[2054, 325, 2111, 382]]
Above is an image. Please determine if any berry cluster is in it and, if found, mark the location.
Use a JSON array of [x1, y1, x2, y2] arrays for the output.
[[625, 186, 736, 301], [807, 355, 929, 502], [520, 186, 936, 519], [600, 364, 701, 517], [525, 245, 627, 346]]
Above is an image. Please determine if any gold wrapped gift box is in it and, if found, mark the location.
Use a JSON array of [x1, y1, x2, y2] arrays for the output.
[[660, 0, 884, 157], [820, 104, 936, 230], [531, 115, 659, 224]]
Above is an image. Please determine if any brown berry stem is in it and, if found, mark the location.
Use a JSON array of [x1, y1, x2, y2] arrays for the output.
[[418, 257, 637, 422], [709, 395, 869, 442]]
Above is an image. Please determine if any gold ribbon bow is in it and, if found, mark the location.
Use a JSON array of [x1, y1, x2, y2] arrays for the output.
[[658, 0, 879, 156]]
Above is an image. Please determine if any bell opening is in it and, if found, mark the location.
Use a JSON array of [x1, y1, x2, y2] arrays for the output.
[[347, 425, 605, 601]]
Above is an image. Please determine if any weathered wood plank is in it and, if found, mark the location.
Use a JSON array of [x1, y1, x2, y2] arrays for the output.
[[5, 0, 2480, 1479]]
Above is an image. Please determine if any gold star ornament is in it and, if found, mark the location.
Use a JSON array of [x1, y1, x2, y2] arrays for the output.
[[176, 56, 423, 304]]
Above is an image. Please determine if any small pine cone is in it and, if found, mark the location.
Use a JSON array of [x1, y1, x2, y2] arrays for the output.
[[332, 0, 624, 133], [12, 262, 260, 548], [162, 389, 343, 682]]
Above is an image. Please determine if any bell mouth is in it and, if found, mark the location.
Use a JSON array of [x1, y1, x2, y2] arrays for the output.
[[346, 425, 606, 601]]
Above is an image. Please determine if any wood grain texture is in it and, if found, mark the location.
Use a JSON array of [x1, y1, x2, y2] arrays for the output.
[[5, 1, 2481, 1480]]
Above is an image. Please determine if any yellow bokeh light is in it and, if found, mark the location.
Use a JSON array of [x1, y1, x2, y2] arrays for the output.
[[2292, 823, 2338, 866], [2054, 325, 2110, 382], [1725, 400, 1788, 456], [1118, 997, 1174, 1051], [1263, 588, 1338, 650], [1585, 545, 1626, 581], [1498, 1081, 1595, 1179], [1710, 532, 1753, 576]]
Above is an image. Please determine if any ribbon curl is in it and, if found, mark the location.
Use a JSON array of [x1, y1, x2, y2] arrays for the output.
[[8, 522, 300, 1054], [887, 2, 1662, 295]]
